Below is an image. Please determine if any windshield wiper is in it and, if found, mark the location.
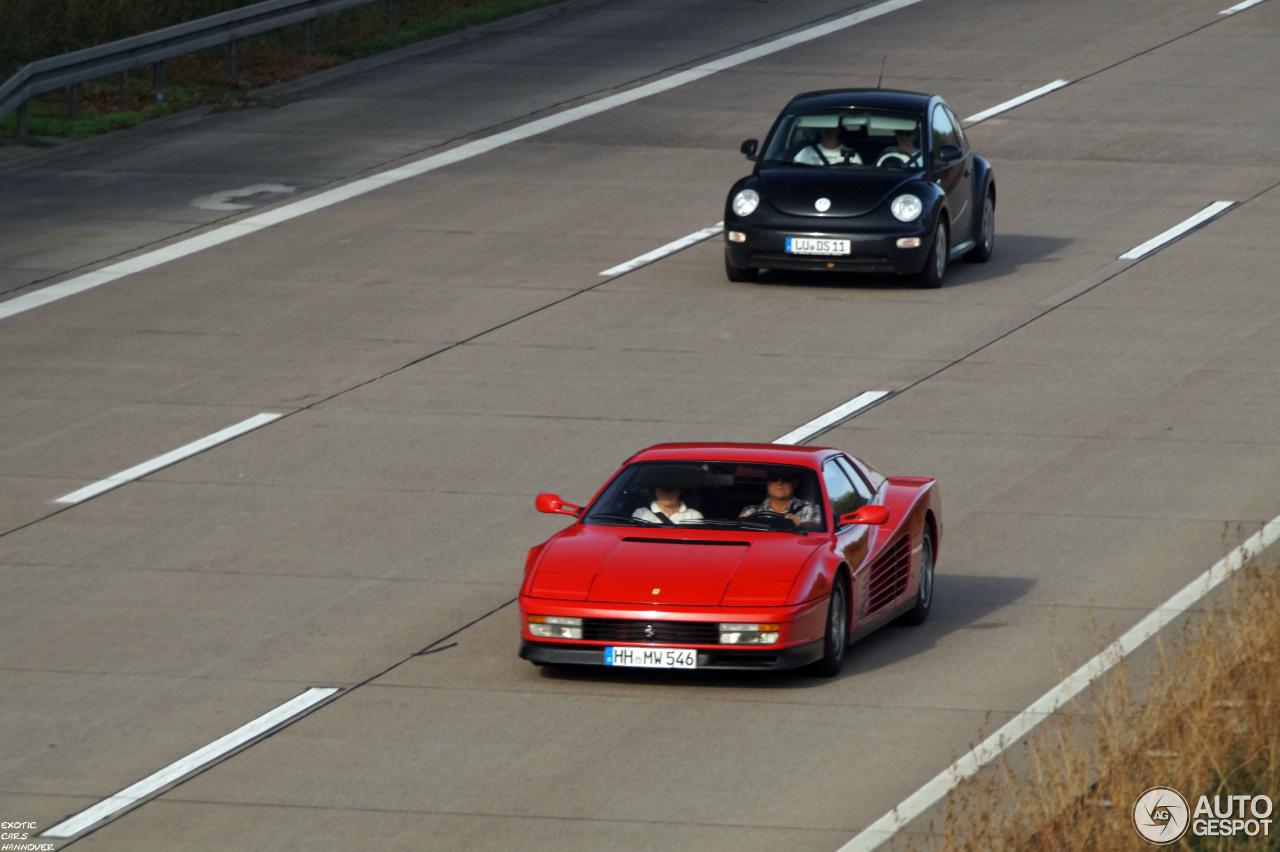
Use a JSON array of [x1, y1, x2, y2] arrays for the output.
[[734, 520, 807, 535], [585, 513, 654, 526]]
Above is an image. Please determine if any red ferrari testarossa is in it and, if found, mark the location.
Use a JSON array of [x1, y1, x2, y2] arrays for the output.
[[518, 443, 940, 676]]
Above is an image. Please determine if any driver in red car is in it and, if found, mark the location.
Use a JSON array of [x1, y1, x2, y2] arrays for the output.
[[739, 470, 822, 528]]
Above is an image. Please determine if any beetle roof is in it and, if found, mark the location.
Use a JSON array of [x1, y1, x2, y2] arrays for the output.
[[784, 88, 935, 114]]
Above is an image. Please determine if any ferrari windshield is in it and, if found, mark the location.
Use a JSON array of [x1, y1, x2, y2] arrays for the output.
[[584, 460, 826, 533], [762, 109, 923, 170]]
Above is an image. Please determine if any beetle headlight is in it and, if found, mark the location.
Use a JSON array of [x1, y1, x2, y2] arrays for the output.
[[719, 623, 781, 645], [528, 615, 582, 639], [732, 189, 760, 217], [890, 193, 923, 223]]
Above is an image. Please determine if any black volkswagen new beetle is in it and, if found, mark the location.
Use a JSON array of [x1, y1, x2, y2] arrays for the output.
[[724, 89, 994, 287]]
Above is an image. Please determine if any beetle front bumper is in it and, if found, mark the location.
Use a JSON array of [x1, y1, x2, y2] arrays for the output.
[[724, 221, 932, 275]]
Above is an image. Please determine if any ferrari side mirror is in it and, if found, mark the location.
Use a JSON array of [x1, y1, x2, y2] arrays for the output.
[[839, 505, 890, 527], [740, 138, 758, 160], [536, 493, 582, 517]]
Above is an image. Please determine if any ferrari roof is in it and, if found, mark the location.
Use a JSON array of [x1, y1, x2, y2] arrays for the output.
[[626, 442, 839, 466]]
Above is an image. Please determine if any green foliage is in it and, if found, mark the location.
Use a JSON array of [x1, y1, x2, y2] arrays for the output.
[[0, 1, 260, 73], [0, 0, 568, 73], [1, 0, 568, 141]]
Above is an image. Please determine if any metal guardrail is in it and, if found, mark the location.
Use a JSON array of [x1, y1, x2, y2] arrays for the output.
[[0, 0, 395, 135]]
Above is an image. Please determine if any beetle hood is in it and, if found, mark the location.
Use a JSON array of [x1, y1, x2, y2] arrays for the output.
[[757, 167, 919, 217]]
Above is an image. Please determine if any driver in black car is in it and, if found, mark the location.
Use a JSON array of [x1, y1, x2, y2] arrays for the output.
[[877, 126, 921, 167], [740, 470, 822, 528]]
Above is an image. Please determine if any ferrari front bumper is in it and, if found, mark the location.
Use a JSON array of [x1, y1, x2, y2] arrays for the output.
[[519, 637, 825, 670]]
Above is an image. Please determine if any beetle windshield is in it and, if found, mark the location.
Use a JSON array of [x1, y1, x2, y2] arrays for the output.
[[762, 109, 924, 170], [583, 461, 826, 533]]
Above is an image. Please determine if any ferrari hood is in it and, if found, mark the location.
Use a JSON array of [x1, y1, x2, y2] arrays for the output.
[[530, 530, 819, 606], [757, 167, 918, 217], [589, 538, 748, 605]]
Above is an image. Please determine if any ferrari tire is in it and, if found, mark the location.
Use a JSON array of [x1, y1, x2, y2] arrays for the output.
[[912, 219, 947, 289], [901, 527, 935, 626], [964, 189, 995, 263], [725, 253, 758, 283], [813, 574, 850, 677]]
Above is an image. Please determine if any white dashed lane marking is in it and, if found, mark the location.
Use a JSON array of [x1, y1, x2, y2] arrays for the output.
[[54, 413, 282, 505]]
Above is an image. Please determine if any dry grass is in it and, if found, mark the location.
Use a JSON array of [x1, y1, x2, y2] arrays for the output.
[[913, 544, 1280, 851]]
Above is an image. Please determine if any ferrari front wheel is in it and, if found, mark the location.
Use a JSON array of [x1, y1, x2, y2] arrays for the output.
[[901, 527, 935, 626], [813, 574, 850, 677]]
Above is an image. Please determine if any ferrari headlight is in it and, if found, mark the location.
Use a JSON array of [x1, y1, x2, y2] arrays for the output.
[[732, 189, 760, 217], [528, 615, 583, 639], [718, 623, 781, 645], [890, 193, 923, 222]]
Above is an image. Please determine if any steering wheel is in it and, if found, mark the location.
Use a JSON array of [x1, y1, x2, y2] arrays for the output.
[[743, 510, 798, 531], [876, 150, 921, 168]]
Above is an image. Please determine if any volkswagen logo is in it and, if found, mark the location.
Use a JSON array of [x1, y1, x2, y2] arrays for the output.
[[814, 197, 832, 212]]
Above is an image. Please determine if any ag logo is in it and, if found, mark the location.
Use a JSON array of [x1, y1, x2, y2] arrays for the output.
[[1133, 786, 1190, 844]]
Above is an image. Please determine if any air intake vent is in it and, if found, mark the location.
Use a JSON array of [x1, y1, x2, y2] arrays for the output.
[[866, 536, 911, 613], [582, 619, 721, 645], [621, 537, 748, 547]]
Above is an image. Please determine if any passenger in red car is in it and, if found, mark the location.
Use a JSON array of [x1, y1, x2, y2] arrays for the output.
[[632, 486, 704, 525], [739, 470, 822, 528]]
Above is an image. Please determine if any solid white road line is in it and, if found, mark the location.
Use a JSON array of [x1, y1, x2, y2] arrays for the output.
[[0, 0, 926, 325], [1220, 0, 1266, 13], [963, 80, 1071, 125], [54, 413, 282, 504], [774, 391, 891, 445], [837, 514, 1280, 852], [599, 223, 724, 276], [40, 687, 339, 839], [1119, 201, 1235, 260]]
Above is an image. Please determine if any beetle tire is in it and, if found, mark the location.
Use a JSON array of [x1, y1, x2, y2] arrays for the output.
[[964, 189, 995, 263], [912, 220, 947, 288], [725, 254, 759, 283]]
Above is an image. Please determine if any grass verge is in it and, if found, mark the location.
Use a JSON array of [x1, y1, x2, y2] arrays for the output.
[[1, 0, 570, 141], [910, 541, 1279, 851]]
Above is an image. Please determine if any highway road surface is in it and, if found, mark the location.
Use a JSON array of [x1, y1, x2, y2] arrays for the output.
[[1, 0, 1278, 849]]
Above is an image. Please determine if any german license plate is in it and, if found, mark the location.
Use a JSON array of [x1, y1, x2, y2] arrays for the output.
[[786, 237, 850, 256], [605, 647, 697, 668]]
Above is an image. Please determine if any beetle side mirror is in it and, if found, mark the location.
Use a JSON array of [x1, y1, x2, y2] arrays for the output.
[[839, 505, 890, 527], [536, 493, 582, 517], [933, 144, 963, 166], [740, 138, 759, 160]]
